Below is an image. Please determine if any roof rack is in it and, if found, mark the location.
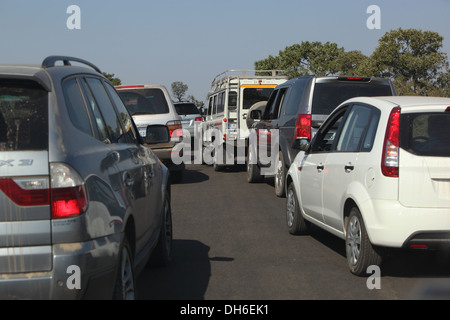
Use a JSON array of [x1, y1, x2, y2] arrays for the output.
[[41, 56, 102, 73], [211, 69, 288, 87]]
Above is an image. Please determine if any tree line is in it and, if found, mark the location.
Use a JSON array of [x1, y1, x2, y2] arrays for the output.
[[254, 28, 449, 97]]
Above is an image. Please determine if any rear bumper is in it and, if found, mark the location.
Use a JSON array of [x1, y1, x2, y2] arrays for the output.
[[0, 233, 121, 300], [363, 199, 450, 249]]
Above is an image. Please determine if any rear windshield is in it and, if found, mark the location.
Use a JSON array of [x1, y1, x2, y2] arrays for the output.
[[118, 88, 169, 115], [243, 88, 273, 109], [312, 82, 392, 115], [0, 80, 48, 151], [400, 112, 450, 157], [174, 103, 200, 115]]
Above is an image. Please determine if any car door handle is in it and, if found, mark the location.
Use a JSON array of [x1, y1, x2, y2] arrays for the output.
[[317, 163, 324, 172], [345, 164, 354, 172]]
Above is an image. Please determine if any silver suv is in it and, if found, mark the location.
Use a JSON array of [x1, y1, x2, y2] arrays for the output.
[[115, 85, 185, 181], [0, 56, 172, 299]]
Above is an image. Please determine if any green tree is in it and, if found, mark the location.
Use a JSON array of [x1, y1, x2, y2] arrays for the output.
[[255, 41, 346, 77], [102, 72, 122, 86], [359, 28, 449, 96], [187, 95, 204, 109], [171, 81, 189, 101]]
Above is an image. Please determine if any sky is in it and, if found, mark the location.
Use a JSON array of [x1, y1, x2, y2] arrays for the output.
[[0, 0, 449, 103]]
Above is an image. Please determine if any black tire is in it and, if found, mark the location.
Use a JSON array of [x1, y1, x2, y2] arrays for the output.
[[113, 236, 137, 300], [286, 183, 309, 235], [148, 192, 173, 267], [274, 150, 286, 197], [345, 207, 382, 276], [246, 146, 263, 183]]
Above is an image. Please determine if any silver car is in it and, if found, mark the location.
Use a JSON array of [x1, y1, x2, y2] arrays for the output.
[[0, 56, 172, 299]]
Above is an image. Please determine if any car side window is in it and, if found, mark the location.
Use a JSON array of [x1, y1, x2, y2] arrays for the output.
[[262, 89, 278, 120], [85, 78, 124, 144], [311, 107, 348, 153], [263, 88, 288, 120], [79, 78, 110, 143], [104, 82, 139, 144], [62, 77, 93, 136], [282, 78, 308, 115], [336, 104, 372, 152]]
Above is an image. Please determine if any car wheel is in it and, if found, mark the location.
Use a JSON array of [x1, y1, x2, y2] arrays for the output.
[[113, 236, 136, 300], [148, 192, 173, 267], [247, 147, 263, 183], [345, 207, 382, 276], [213, 148, 223, 171], [274, 150, 286, 197], [286, 183, 309, 235]]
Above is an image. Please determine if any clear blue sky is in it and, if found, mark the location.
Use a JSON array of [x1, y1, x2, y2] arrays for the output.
[[1, 0, 449, 103]]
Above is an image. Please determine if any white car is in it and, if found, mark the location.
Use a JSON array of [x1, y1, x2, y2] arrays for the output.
[[285, 96, 450, 276]]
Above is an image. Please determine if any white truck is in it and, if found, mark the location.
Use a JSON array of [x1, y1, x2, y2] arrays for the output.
[[202, 70, 288, 170]]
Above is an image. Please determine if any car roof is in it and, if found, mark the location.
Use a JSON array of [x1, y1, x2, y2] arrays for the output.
[[115, 84, 168, 90], [0, 57, 105, 91], [344, 96, 450, 108]]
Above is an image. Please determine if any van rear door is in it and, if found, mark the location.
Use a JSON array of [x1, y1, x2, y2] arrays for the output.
[[0, 79, 52, 273], [399, 108, 450, 208]]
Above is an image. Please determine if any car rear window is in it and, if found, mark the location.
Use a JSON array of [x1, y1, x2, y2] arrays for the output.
[[118, 88, 169, 115], [174, 103, 200, 115], [312, 82, 393, 115], [0, 80, 48, 151], [400, 112, 450, 157], [243, 88, 273, 109]]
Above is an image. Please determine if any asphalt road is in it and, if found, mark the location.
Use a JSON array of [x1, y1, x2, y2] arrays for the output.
[[137, 164, 450, 300]]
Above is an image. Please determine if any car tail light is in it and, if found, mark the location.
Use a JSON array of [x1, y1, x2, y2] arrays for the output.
[[194, 117, 203, 122], [115, 85, 145, 89], [166, 120, 183, 137], [0, 164, 87, 219], [0, 177, 49, 206], [293, 114, 311, 140], [445, 107, 450, 112], [50, 163, 87, 219], [381, 107, 400, 178]]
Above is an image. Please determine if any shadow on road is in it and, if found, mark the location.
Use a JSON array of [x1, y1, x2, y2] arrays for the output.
[[308, 224, 450, 278], [137, 239, 211, 300], [171, 167, 209, 185]]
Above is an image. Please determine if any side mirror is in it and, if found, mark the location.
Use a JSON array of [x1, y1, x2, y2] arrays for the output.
[[249, 109, 262, 120], [144, 125, 170, 144], [292, 138, 310, 152]]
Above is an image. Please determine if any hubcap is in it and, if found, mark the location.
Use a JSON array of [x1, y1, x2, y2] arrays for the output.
[[120, 246, 135, 300], [346, 215, 361, 267], [275, 154, 283, 189], [164, 199, 173, 254], [286, 189, 295, 227]]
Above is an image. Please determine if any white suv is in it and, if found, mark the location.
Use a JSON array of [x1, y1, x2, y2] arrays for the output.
[[285, 96, 450, 276]]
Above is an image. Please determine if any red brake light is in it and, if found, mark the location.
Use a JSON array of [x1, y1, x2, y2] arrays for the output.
[[115, 85, 145, 89], [50, 163, 87, 219], [51, 186, 87, 219], [194, 117, 203, 122], [166, 120, 183, 137], [294, 114, 311, 140], [381, 107, 400, 178], [0, 178, 49, 206]]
